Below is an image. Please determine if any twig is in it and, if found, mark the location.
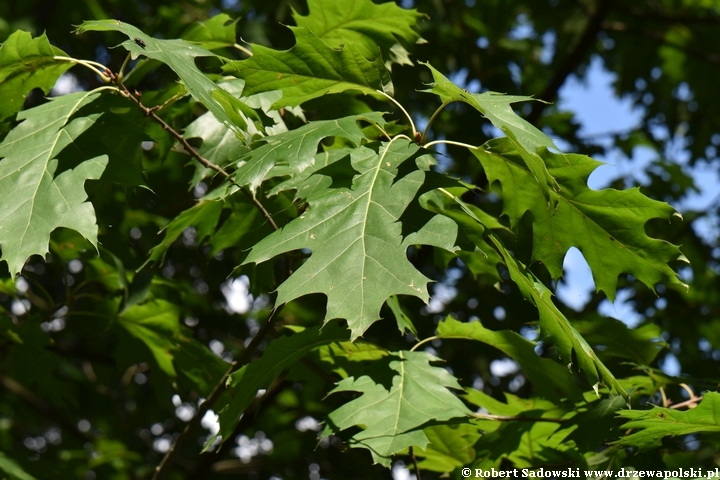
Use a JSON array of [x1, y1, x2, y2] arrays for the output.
[[409, 446, 421, 479], [526, 1, 613, 125], [151, 306, 284, 480], [670, 396, 703, 410], [105, 69, 279, 232], [186, 379, 286, 480], [376, 90, 418, 139], [472, 412, 565, 423], [0, 374, 93, 443]]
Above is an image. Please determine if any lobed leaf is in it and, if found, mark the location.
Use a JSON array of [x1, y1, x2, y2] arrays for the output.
[[323, 350, 471, 466], [436, 316, 582, 401], [421, 63, 558, 194], [0, 91, 111, 277], [233, 112, 386, 192], [489, 235, 628, 400], [76, 20, 264, 137], [293, 0, 425, 67], [224, 26, 393, 109], [0, 30, 72, 122], [475, 137, 686, 301], [614, 392, 720, 452], [244, 139, 458, 339]]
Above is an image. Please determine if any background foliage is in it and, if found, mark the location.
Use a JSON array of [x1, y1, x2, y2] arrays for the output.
[[1, 0, 719, 478]]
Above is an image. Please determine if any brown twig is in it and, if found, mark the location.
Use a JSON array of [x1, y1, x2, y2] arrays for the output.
[[186, 379, 286, 480], [151, 306, 284, 480], [409, 446, 421, 480], [0, 374, 93, 443], [105, 69, 279, 232]]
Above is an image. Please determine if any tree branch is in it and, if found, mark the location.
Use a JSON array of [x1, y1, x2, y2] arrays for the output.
[[409, 446, 421, 480], [151, 306, 284, 480], [526, 1, 613, 125], [186, 379, 286, 480], [105, 69, 279, 232], [0, 374, 94, 443]]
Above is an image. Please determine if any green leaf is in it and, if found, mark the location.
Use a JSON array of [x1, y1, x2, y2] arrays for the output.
[[463, 389, 578, 468], [0, 452, 37, 480], [421, 62, 558, 194], [224, 26, 393, 109], [0, 91, 109, 278], [145, 198, 224, 266], [489, 235, 627, 399], [244, 140, 457, 339], [292, 0, 425, 67], [614, 392, 720, 452], [386, 295, 418, 337], [75, 20, 263, 136], [436, 316, 582, 401], [416, 424, 481, 473], [215, 323, 348, 445], [118, 299, 183, 377], [233, 112, 386, 192], [181, 13, 238, 50], [474, 137, 686, 300], [0, 30, 72, 122], [323, 350, 471, 467], [573, 317, 667, 365], [184, 111, 248, 186]]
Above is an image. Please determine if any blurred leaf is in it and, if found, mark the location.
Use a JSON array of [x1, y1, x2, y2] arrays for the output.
[[0, 452, 37, 480]]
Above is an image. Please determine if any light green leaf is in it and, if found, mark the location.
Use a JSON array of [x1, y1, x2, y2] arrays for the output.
[[323, 350, 471, 467], [614, 392, 720, 452], [436, 316, 582, 401], [145, 199, 224, 266], [214, 323, 348, 445], [244, 140, 457, 339], [421, 62, 558, 194], [489, 235, 627, 400], [0, 30, 72, 122], [0, 452, 37, 480], [119, 299, 183, 377], [475, 137, 686, 300], [293, 0, 425, 67], [224, 26, 393, 109], [181, 13, 238, 50], [233, 112, 386, 192], [183, 111, 248, 186], [0, 91, 109, 278], [75, 20, 263, 136]]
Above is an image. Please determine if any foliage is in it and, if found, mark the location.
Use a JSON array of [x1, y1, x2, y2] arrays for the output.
[[1, 0, 719, 478]]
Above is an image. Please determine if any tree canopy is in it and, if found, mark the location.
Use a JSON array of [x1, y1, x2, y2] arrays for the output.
[[1, 0, 719, 478]]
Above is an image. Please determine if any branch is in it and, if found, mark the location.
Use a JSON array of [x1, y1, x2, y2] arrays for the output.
[[526, 1, 613, 125], [186, 379, 286, 480], [105, 69, 279, 232], [0, 374, 93, 443], [408, 446, 421, 479], [151, 306, 284, 480], [612, 4, 720, 26], [603, 21, 720, 64]]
